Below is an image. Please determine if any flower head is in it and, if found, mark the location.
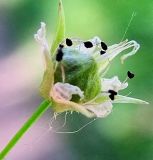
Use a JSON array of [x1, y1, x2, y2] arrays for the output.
[[34, 2, 148, 118]]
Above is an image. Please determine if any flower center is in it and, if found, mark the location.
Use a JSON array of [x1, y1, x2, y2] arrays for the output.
[[54, 47, 101, 102]]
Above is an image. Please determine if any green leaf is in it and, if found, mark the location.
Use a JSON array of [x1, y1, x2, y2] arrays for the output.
[[50, 0, 65, 55]]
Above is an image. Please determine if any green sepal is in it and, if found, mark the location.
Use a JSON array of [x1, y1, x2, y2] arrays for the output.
[[39, 0, 65, 99], [113, 95, 149, 104], [39, 50, 54, 100], [50, 0, 65, 55]]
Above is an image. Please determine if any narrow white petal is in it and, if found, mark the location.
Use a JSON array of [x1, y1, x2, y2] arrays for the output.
[[107, 40, 140, 63], [74, 36, 102, 55], [50, 82, 84, 101], [50, 83, 95, 118], [84, 101, 113, 118], [90, 36, 102, 45], [101, 76, 128, 92], [120, 40, 140, 63], [113, 95, 149, 104], [98, 40, 140, 72], [34, 22, 49, 49], [34, 22, 50, 69]]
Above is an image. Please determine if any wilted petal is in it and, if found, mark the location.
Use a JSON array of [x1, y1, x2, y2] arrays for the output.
[[34, 22, 50, 69], [50, 83, 95, 118], [101, 76, 128, 92], [35, 22, 55, 99], [34, 22, 49, 51], [84, 101, 113, 118], [50, 82, 84, 101], [113, 95, 149, 104]]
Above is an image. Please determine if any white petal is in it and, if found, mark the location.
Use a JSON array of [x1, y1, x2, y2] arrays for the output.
[[98, 40, 140, 72], [120, 40, 140, 63], [50, 83, 95, 118], [50, 82, 84, 101], [34, 22, 49, 50], [34, 22, 50, 69], [84, 101, 113, 118], [113, 95, 149, 104], [107, 40, 140, 63], [75, 36, 102, 55], [101, 76, 128, 92]]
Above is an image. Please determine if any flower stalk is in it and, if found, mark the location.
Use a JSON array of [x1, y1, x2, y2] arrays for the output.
[[0, 100, 51, 160]]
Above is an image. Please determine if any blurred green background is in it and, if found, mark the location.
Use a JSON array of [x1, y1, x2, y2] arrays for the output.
[[0, 0, 153, 159]]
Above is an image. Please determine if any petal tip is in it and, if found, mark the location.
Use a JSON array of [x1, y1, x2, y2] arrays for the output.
[[143, 101, 149, 105]]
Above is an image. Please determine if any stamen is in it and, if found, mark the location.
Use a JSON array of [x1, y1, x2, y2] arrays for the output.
[[100, 50, 106, 55], [56, 46, 64, 61], [108, 89, 117, 101], [109, 94, 115, 100], [61, 64, 65, 82], [66, 38, 73, 46], [127, 71, 135, 79], [101, 41, 108, 50], [59, 44, 64, 48], [84, 41, 93, 48], [108, 90, 117, 95], [51, 118, 97, 134], [123, 77, 128, 84]]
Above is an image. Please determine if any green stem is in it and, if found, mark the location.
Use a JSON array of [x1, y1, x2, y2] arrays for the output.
[[0, 100, 51, 160]]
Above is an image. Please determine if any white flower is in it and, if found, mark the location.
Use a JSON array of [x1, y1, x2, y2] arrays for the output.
[[35, 22, 148, 118], [50, 82, 84, 101]]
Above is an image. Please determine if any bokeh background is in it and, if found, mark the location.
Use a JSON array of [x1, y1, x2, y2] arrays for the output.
[[0, 0, 153, 159]]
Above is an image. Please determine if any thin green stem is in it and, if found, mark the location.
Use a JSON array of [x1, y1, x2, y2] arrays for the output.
[[0, 100, 51, 160]]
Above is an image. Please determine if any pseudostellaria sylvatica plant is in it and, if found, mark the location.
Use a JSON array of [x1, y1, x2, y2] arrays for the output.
[[35, 22, 148, 118], [0, 1, 148, 159]]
